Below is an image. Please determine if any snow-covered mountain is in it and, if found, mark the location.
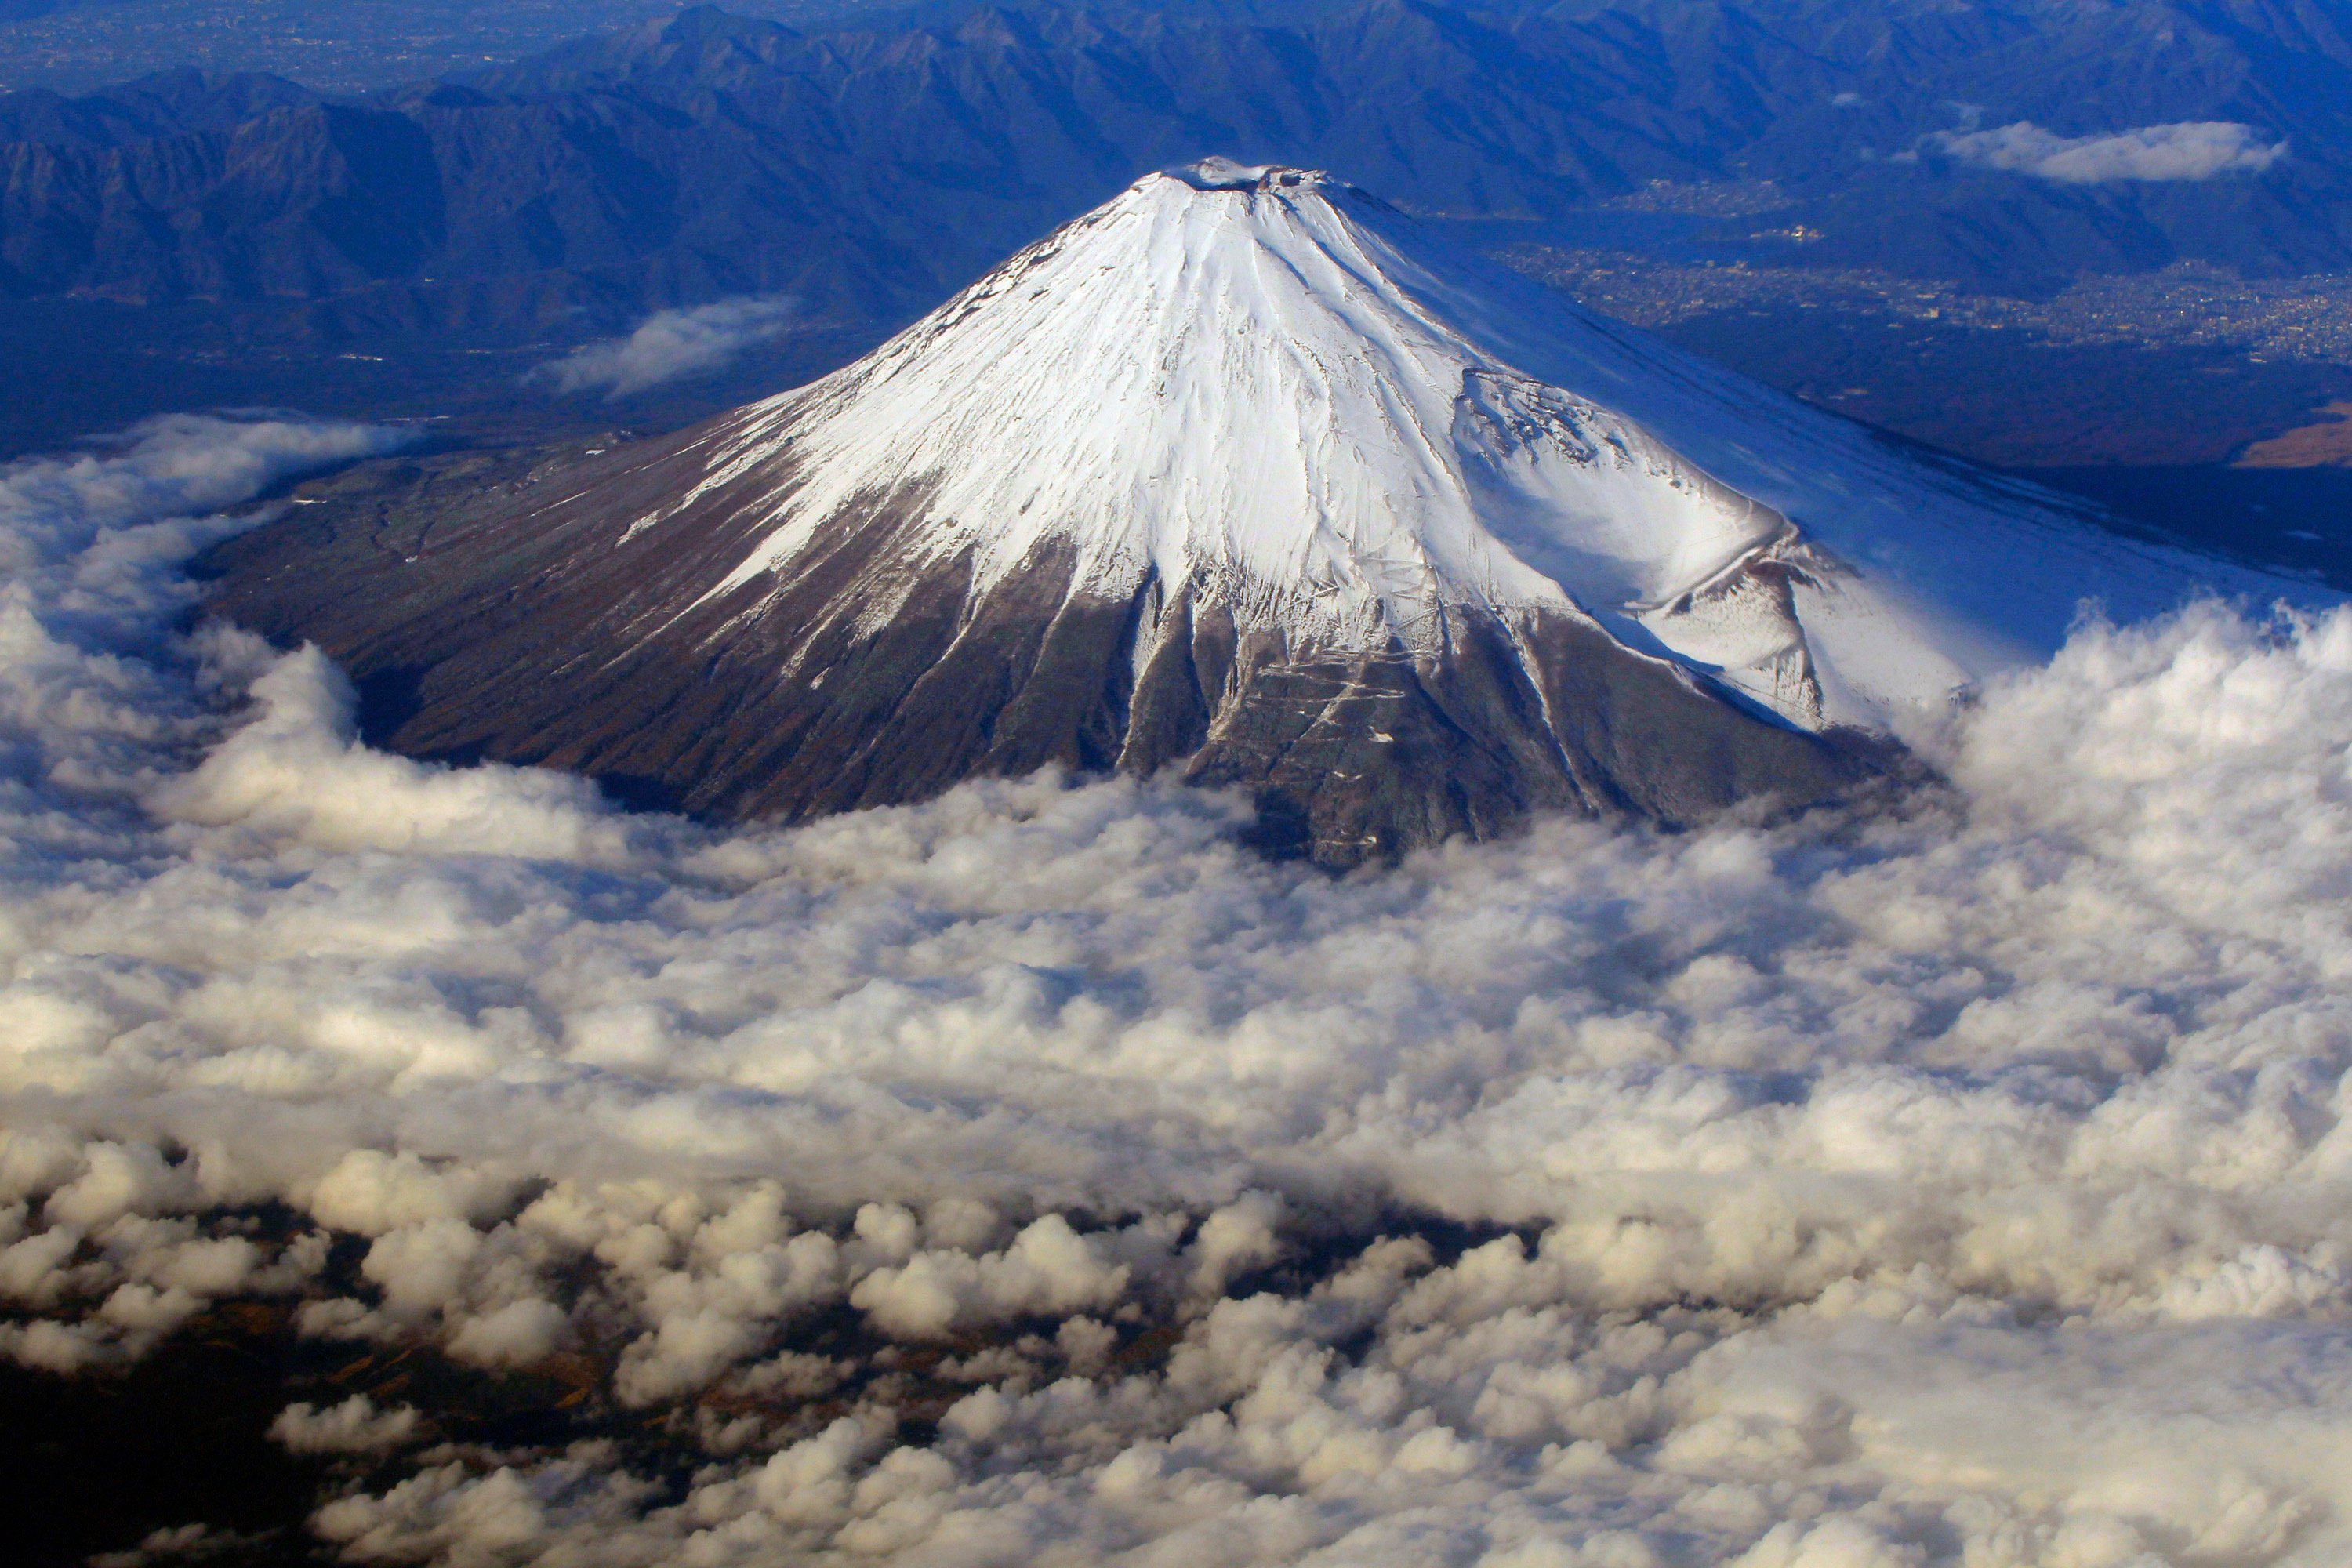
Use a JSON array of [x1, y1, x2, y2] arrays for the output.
[[209, 159, 2322, 862]]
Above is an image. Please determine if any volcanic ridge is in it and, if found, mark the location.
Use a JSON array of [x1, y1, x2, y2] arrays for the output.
[[206, 158, 2314, 863]]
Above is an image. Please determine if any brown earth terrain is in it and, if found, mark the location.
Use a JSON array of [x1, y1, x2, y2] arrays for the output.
[[2239, 401, 2352, 467]]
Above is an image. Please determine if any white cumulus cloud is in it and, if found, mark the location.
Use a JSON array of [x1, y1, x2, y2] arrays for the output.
[[5, 416, 2352, 1563], [1933, 119, 2288, 182], [270, 1394, 422, 1455]]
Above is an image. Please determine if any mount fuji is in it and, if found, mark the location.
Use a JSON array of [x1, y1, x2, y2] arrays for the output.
[[207, 158, 2322, 864]]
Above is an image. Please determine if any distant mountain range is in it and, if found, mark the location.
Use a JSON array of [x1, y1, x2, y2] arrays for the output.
[[5, 0, 2352, 337]]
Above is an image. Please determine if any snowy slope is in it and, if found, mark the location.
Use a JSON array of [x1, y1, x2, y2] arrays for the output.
[[631, 157, 2312, 735]]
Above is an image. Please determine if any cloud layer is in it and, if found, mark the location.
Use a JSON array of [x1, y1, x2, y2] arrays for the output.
[[1933, 120, 2288, 182], [532, 296, 802, 398], [5, 417, 2352, 1563]]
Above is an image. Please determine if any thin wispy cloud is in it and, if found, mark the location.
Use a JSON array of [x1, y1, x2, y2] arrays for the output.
[[2, 419, 2351, 1563], [532, 295, 801, 399], [1933, 119, 2288, 182]]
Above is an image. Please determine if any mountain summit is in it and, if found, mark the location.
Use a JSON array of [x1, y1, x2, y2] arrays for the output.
[[208, 160, 2314, 862]]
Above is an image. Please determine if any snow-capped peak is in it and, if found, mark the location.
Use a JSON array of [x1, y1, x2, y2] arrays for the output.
[[648, 158, 2314, 733]]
